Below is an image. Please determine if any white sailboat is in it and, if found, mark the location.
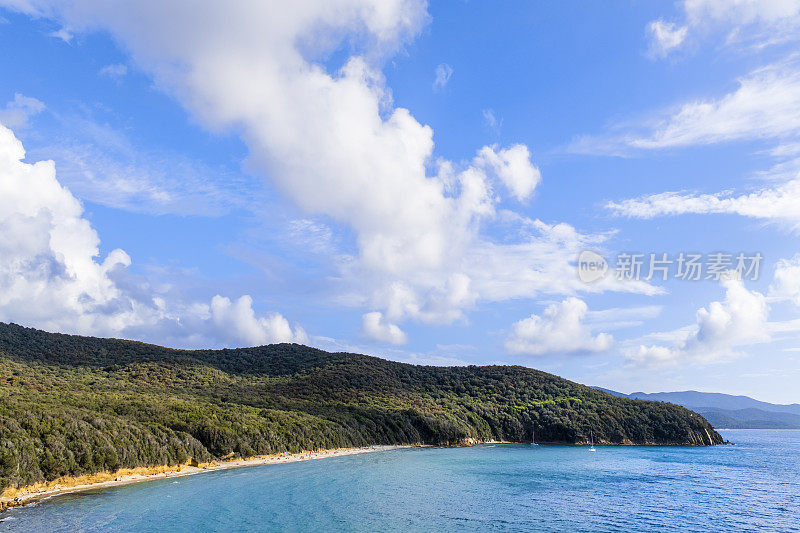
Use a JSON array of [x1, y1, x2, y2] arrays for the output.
[[589, 430, 596, 452], [531, 426, 538, 446]]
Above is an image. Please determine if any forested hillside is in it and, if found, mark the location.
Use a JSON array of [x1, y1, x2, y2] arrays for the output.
[[0, 323, 722, 491]]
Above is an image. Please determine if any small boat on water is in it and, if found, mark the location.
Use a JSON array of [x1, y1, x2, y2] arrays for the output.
[[589, 431, 596, 452], [531, 426, 538, 446]]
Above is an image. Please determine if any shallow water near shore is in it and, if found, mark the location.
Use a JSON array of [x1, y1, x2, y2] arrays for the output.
[[2, 430, 799, 532]]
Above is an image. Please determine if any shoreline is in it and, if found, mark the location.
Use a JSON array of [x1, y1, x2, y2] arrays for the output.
[[0, 445, 413, 513], [0, 437, 726, 513]]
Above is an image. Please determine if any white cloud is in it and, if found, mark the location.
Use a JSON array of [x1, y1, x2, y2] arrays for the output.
[[4, 0, 657, 342], [475, 144, 541, 202], [286, 218, 337, 255], [361, 311, 406, 344], [310, 334, 472, 365], [0, 122, 134, 334], [482, 108, 501, 134], [606, 179, 800, 230], [770, 255, 800, 304], [0, 93, 45, 129], [590, 57, 800, 228], [573, 57, 800, 155], [32, 113, 256, 216], [570, 53, 800, 157], [0, 122, 304, 348], [458, 217, 662, 302], [433, 63, 453, 91], [48, 27, 73, 42], [99, 63, 127, 79], [646, 0, 800, 57], [505, 297, 614, 356], [693, 277, 769, 346], [627, 275, 771, 367], [647, 20, 688, 58], [586, 305, 663, 331], [209, 295, 307, 345], [336, 215, 660, 336], [684, 0, 800, 27], [632, 59, 800, 149]]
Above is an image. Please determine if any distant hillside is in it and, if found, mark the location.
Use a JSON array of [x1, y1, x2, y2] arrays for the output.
[[700, 409, 800, 429], [0, 323, 721, 492], [595, 389, 800, 429]]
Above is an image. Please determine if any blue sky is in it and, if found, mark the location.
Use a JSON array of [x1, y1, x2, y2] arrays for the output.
[[1, 1, 800, 403]]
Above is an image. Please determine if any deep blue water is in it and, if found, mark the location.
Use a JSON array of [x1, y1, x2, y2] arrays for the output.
[[2, 430, 799, 532]]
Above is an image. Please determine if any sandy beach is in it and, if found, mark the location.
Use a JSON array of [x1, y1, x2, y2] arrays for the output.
[[1, 445, 412, 512]]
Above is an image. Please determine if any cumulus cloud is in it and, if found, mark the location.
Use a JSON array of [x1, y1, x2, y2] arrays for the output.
[[0, 122, 303, 348], [361, 311, 406, 344], [0, 122, 133, 334], [505, 297, 614, 356], [433, 63, 453, 91], [459, 217, 662, 302], [367, 272, 477, 327], [0, 93, 45, 129], [647, 20, 688, 58], [210, 295, 307, 345], [770, 255, 800, 304], [627, 275, 770, 367], [3, 0, 657, 342], [475, 144, 541, 202]]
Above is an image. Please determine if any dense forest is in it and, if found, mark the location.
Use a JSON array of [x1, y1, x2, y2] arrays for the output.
[[0, 323, 722, 491]]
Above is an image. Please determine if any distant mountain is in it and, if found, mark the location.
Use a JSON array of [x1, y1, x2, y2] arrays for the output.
[[594, 389, 800, 429], [700, 409, 800, 430]]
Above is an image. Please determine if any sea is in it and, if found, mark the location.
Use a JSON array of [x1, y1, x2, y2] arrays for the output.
[[1, 430, 798, 532]]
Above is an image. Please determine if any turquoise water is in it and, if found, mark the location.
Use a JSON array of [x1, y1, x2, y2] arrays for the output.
[[2, 430, 798, 532]]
